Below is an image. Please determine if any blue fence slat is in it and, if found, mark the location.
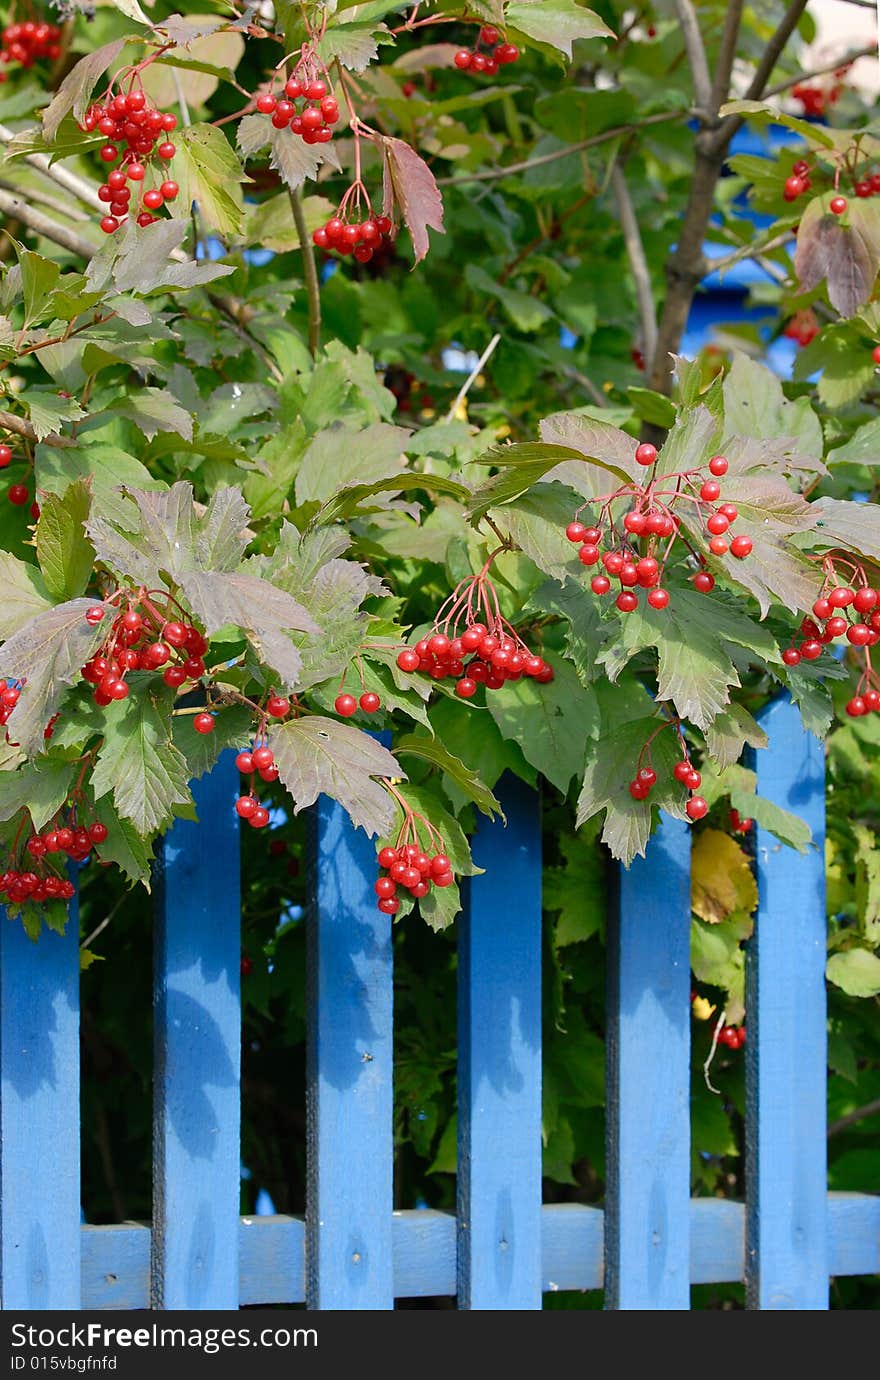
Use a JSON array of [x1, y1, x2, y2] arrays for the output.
[[457, 775, 542, 1309], [606, 813, 692, 1310], [306, 795, 394, 1309], [747, 694, 828, 1309], [152, 752, 241, 1309], [0, 897, 80, 1309]]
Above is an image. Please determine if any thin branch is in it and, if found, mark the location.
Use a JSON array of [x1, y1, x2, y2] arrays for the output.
[[437, 110, 689, 187], [0, 177, 90, 221], [610, 160, 658, 370], [763, 44, 878, 99], [445, 333, 501, 423], [561, 364, 608, 409], [289, 188, 321, 357], [827, 1096, 880, 1140], [0, 408, 71, 447], [0, 188, 95, 259], [709, 0, 745, 112], [0, 122, 104, 211], [703, 229, 793, 278], [712, 0, 811, 152], [674, 0, 713, 114], [205, 294, 284, 382]]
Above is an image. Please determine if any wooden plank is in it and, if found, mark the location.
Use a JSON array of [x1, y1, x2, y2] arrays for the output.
[[747, 695, 828, 1310], [457, 775, 542, 1309], [152, 752, 241, 1309], [306, 795, 393, 1309], [0, 898, 81, 1309], [605, 814, 692, 1310], [77, 1194, 880, 1308]]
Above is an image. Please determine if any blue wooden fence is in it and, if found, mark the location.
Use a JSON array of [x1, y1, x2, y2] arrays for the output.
[[1, 692, 878, 1311]]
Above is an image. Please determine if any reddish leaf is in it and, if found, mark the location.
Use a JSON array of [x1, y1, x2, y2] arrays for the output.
[[42, 39, 126, 141], [380, 136, 445, 264], [795, 197, 880, 318]]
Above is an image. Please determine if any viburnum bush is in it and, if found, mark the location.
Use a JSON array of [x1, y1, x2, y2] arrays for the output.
[[1, 0, 880, 1298]]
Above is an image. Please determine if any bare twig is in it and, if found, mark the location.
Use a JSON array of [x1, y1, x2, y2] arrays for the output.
[[0, 122, 104, 211], [763, 44, 878, 99], [561, 364, 608, 409], [0, 408, 71, 447], [827, 1096, 880, 1140], [445, 333, 501, 422], [0, 177, 90, 221], [674, 0, 713, 114], [437, 110, 688, 187], [0, 188, 95, 259], [709, 0, 745, 112], [703, 1007, 727, 1095], [610, 160, 658, 370], [289, 188, 322, 357], [712, 0, 812, 153]]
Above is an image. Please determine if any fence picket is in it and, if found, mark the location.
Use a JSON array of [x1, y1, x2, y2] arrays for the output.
[[306, 795, 394, 1309], [606, 814, 692, 1310], [0, 894, 81, 1309], [747, 695, 828, 1309], [152, 753, 241, 1309], [457, 775, 543, 1309]]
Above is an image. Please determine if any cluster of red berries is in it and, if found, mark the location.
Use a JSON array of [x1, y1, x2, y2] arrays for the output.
[[717, 1024, 746, 1050], [79, 81, 178, 233], [79, 597, 210, 708], [0, 18, 61, 77], [234, 743, 280, 830], [312, 210, 393, 263], [0, 869, 75, 904], [375, 842, 454, 916], [566, 451, 752, 613], [781, 576, 880, 718], [784, 154, 880, 214], [0, 678, 20, 729], [25, 817, 108, 864], [628, 753, 708, 822], [397, 628, 551, 697], [453, 26, 520, 74], [255, 69, 339, 144], [783, 308, 819, 348], [791, 69, 848, 118], [335, 690, 381, 717]]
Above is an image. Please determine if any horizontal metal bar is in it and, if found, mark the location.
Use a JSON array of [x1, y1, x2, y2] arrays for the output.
[[81, 1194, 880, 1309]]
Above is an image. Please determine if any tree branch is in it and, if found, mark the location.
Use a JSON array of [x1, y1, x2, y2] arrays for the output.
[[763, 44, 878, 99], [0, 122, 104, 211], [709, 0, 745, 112], [610, 160, 658, 368], [0, 409, 71, 448], [437, 110, 689, 187], [0, 189, 95, 259], [712, 0, 811, 153], [827, 1096, 880, 1140], [674, 0, 713, 114], [289, 188, 321, 357]]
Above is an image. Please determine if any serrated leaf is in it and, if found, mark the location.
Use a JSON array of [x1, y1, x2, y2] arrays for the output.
[[111, 388, 193, 441], [268, 716, 401, 836], [506, 0, 613, 57], [722, 351, 823, 456], [810, 496, 880, 564], [827, 417, 880, 467], [319, 21, 389, 71], [826, 948, 880, 998], [525, 578, 604, 686], [794, 195, 880, 317], [599, 590, 779, 731], [704, 703, 768, 771], [716, 764, 812, 852], [487, 657, 596, 792], [0, 759, 74, 831], [313, 472, 469, 526], [691, 829, 757, 924], [180, 569, 319, 689], [237, 115, 338, 192], [111, 218, 234, 294], [16, 248, 60, 329], [172, 123, 245, 235], [296, 422, 410, 504], [576, 715, 689, 866], [380, 135, 445, 264], [87, 484, 197, 586], [42, 39, 127, 141], [90, 689, 193, 835], [691, 918, 746, 1023], [394, 733, 502, 819], [196, 487, 251, 571], [792, 327, 875, 411], [539, 410, 642, 488], [465, 263, 555, 332], [173, 704, 253, 780], [0, 551, 53, 639], [0, 598, 108, 756], [90, 794, 153, 887], [35, 479, 95, 601], [468, 441, 627, 521], [545, 832, 604, 946]]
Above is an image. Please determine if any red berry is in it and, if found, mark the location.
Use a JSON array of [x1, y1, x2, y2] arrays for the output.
[[616, 591, 639, 613], [829, 585, 855, 608], [266, 695, 290, 718], [846, 696, 868, 717], [801, 640, 823, 660], [359, 692, 381, 713], [378, 897, 400, 915], [847, 624, 872, 646], [249, 806, 270, 829], [566, 521, 587, 543], [163, 666, 186, 688], [335, 693, 357, 717], [700, 480, 721, 501], [730, 536, 752, 558], [591, 574, 611, 595], [853, 587, 878, 612], [830, 195, 847, 215], [8, 484, 28, 505], [0, 445, 12, 466], [708, 455, 728, 476], [873, 345, 880, 366], [782, 647, 802, 666], [397, 649, 420, 673], [256, 93, 277, 113], [629, 779, 650, 800], [194, 712, 215, 734], [718, 503, 738, 523], [456, 677, 478, 699], [686, 796, 708, 821], [252, 746, 274, 771], [707, 513, 729, 536], [433, 871, 454, 888], [634, 442, 657, 467], [157, 141, 176, 160], [693, 572, 715, 593], [100, 216, 120, 235], [85, 605, 105, 626], [160, 180, 179, 201], [578, 543, 600, 566], [709, 537, 729, 556], [647, 588, 669, 610]]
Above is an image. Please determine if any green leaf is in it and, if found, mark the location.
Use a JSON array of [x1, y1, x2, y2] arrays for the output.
[[236, 114, 338, 193], [0, 758, 74, 831], [576, 714, 689, 865], [626, 386, 677, 429], [295, 422, 411, 504], [172, 123, 245, 236], [691, 918, 746, 1022], [525, 578, 604, 686], [488, 656, 597, 793], [319, 21, 390, 71], [0, 597, 108, 756], [394, 733, 503, 819], [91, 795, 153, 887], [538, 410, 642, 488], [827, 417, 880, 467], [506, 0, 613, 58], [90, 687, 193, 835], [826, 948, 880, 999], [718, 99, 836, 150], [179, 569, 319, 690], [111, 388, 194, 441], [42, 38, 127, 141], [110, 218, 235, 294], [691, 829, 757, 924], [0, 551, 53, 640], [268, 716, 401, 836], [23, 389, 86, 442], [173, 703, 254, 781], [465, 263, 555, 332], [722, 351, 823, 455], [312, 472, 470, 526], [853, 825, 880, 944], [793, 326, 875, 411], [16, 248, 60, 329], [599, 589, 779, 731], [468, 441, 628, 522], [35, 478, 95, 601], [712, 764, 812, 852], [704, 703, 768, 771], [545, 832, 604, 946], [810, 496, 880, 564]]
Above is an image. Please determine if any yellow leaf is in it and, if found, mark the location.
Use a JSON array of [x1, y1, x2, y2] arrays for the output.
[[692, 995, 716, 1022], [691, 828, 757, 924]]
